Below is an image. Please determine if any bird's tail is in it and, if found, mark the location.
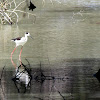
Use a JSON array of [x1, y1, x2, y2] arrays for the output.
[[11, 39, 15, 42]]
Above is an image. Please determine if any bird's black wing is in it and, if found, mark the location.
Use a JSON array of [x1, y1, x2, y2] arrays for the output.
[[11, 37, 22, 41]]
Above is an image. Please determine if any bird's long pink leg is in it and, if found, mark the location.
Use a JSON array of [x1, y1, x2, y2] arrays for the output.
[[11, 47, 16, 68], [19, 46, 23, 66]]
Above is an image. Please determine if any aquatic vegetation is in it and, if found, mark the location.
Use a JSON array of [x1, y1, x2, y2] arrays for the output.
[[0, 0, 36, 24]]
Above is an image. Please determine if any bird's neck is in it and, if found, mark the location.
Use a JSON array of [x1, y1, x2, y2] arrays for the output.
[[25, 35, 28, 40]]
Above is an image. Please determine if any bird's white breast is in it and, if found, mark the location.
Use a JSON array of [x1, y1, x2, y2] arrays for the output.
[[15, 37, 28, 46]]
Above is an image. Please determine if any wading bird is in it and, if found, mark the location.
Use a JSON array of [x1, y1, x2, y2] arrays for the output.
[[11, 32, 33, 68]]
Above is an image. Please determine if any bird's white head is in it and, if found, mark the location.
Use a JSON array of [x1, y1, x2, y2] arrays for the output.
[[25, 32, 33, 40], [25, 32, 30, 37]]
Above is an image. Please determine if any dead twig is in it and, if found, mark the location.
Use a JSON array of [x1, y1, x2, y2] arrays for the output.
[[0, 0, 36, 24]]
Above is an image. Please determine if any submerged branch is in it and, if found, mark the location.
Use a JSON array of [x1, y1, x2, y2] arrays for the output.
[[9, 0, 26, 16]]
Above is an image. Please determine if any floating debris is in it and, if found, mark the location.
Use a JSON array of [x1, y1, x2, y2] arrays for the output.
[[28, 0, 36, 11], [94, 69, 100, 82]]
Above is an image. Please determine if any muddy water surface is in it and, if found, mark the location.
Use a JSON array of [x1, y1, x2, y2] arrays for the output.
[[0, 0, 100, 100]]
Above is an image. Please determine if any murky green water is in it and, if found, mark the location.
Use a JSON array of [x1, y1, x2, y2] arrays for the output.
[[0, 0, 100, 100], [1, 0, 100, 65]]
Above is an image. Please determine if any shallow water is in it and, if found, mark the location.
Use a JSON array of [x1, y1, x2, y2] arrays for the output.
[[0, 0, 100, 100], [1, 59, 100, 100], [1, 0, 100, 65]]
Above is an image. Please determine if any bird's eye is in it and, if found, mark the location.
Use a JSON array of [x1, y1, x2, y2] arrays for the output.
[[26, 32, 28, 34]]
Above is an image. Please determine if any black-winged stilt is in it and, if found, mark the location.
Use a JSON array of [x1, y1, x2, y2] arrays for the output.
[[11, 32, 33, 68]]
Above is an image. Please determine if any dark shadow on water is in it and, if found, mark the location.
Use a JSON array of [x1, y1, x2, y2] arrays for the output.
[[1, 58, 100, 100]]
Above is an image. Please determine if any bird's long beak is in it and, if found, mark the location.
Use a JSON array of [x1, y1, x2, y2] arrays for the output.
[[30, 36, 34, 40]]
